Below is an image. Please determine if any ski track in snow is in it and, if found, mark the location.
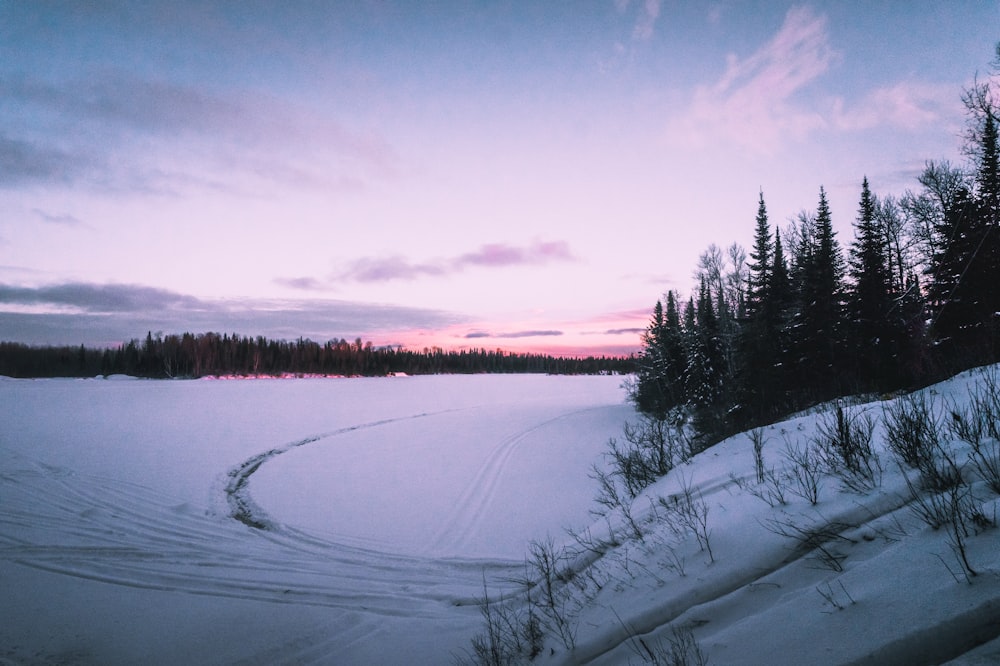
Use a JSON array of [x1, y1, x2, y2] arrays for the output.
[[2, 405, 604, 628], [426, 406, 605, 555], [221, 410, 452, 531], [0, 423, 527, 623]]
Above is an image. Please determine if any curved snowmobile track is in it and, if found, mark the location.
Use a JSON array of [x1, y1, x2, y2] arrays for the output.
[[3, 405, 610, 622], [1, 451, 518, 619], [222, 411, 449, 531]]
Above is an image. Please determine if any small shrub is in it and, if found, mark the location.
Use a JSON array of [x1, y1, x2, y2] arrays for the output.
[[729, 469, 787, 508], [461, 578, 522, 666], [749, 427, 767, 484], [640, 626, 709, 666], [816, 580, 855, 611], [601, 415, 694, 501], [590, 463, 645, 541], [616, 611, 708, 666], [762, 517, 855, 573], [657, 474, 713, 563], [525, 538, 577, 651], [814, 405, 882, 493], [883, 392, 943, 470], [782, 440, 823, 505], [949, 370, 1000, 494]]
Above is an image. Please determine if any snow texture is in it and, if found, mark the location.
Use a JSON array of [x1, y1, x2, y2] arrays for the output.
[[2, 371, 1000, 664]]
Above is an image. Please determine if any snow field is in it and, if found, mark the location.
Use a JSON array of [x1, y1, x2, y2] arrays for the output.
[[0, 374, 631, 664], [4, 369, 1000, 664]]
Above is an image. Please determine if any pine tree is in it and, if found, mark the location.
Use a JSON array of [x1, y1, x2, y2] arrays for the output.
[[928, 186, 985, 361], [746, 191, 772, 318], [791, 187, 846, 396], [847, 177, 898, 388], [978, 111, 1000, 224], [633, 299, 670, 416], [633, 292, 689, 418], [663, 291, 687, 406], [736, 198, 793, 426], [771, 228, 791, 314], [684, 282, 722, 410], [975, 111, 1000, 359]]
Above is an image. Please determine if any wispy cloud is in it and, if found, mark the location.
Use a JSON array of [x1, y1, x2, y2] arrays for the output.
[[272, 277, 329, 292], [665, 5, 835, 154], [0, 282, 463, 346], [464, 330, 564, 340], [0, 134, 94, 187], [633, 0, 662, 41], [32, 208, 85, 227], [456, 241, 575, 267], [0, 72, 396, 194], [338, 256, 450, 283], [332, 240, 576, 284], [831, 81, 955, 132], [614, 0, 662, 41], [0, 282, 205, 313]]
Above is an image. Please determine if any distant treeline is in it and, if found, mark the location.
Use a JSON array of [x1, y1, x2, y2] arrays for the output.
[[0, 332, 635, 379]]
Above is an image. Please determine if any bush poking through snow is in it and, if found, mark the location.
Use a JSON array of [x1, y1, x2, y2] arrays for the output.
[[782, 439, 823, 505], [600, 415, 694, 501], [897, 439, 995, 583], [949, 369, 1000, 494], [884, 393, 964, 493], [627, 626, 709, 666], [762, 517, 856, 573], [591, 415, 695, 542], [816, 580, 855, 611], [729, 469, 788, 508], [614, 608, 709, 666], [749, 427, 767, 484], [523, 537, 578, 651], [657, 474, 714, 564], [883, 392, 944, 472], [814, 405, 883, 493], [461, 577, 524, 666], [590, 463, 644, 541]]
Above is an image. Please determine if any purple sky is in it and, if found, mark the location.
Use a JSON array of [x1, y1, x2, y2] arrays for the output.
[[1, 2, 997, 355]]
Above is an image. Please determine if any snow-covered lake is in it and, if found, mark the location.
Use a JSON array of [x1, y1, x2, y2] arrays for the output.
[[0, 374, 632, 664], [5, 370, 1000, 665]]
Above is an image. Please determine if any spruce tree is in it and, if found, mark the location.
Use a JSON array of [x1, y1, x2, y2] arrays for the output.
[[770, 228, 791, 314], [633, 292, 690, 418], [736, 197, 792, 426], [792, 187, 846, 397], [928, 186, 985, 362], [685, 282, 722, 410], [746, 191, 772, 318], [633, 300, 669, 416], [977, 111, 1000, 224], [663, 291, 688, 408], [975, 111, 1000, 359], [847, 177, 897, 388]]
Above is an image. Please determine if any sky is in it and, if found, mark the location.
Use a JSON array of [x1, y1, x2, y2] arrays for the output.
[[1, 1, 998, 356]]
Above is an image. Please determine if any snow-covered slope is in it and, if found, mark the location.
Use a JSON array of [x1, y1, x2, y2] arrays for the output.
[[2, 370, 999, 664], [532, 366, 1000, 666]]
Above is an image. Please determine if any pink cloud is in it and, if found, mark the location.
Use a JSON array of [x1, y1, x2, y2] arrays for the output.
[[665, 5, 835, 154], [342, 256, 449, 283], [463, 329, 564, 339], [831, 82, 956, 132], [455, 240, 574, 268], [334, 240, 576, 283], [273, 276, 328, 291], [615, 0, 662, 42]]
